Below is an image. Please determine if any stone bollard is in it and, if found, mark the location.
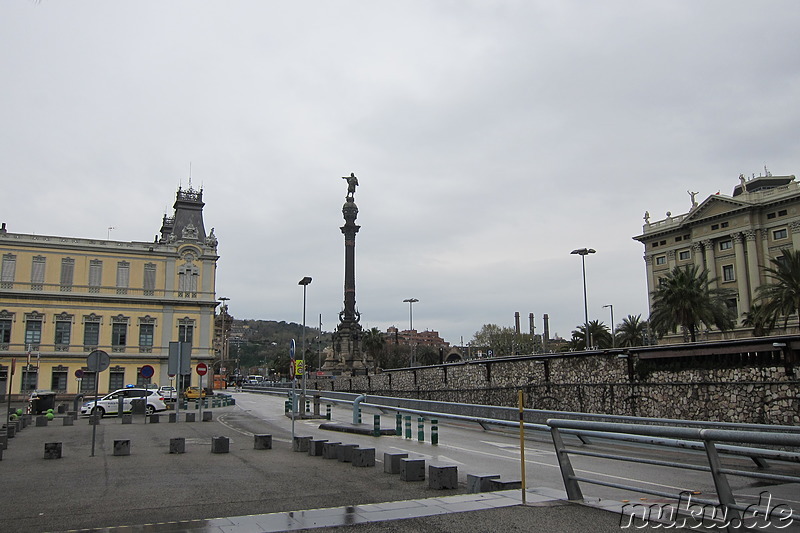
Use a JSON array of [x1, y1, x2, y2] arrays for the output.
[[122, 414, 133, 425], [292, 436, 312, 452], [63, 416, 74, 426], [36, 416, 48, 427], [308, 439, 327, 456], [168, 413, 177, 423], [202, 411, 212, 422], [428, 465, 458, 489], [70, 411, 78, 421], [211, 436, 229, 453], [253, 434, 272, 450], [487, 479, 522, 491], [337, 443, 359, 463], [89, 415, 101, 425], [383, 452, 409, 474], [0, 433, 7, 450], [44, 442, 62, 459], [185, 413, 196, 422], [352, 447, 376, 467], [22, 414, 31, 427], [149, 414, 160, 423], [169, 438, 186, 454], [322, 442, 341, 459], [113, 440, 131, 456], [400, 458, 426, 482], [467, 474, 501, 493], [6, 424, 15, 438]]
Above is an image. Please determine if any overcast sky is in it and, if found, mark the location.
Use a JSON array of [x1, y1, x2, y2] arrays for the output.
[[2, 2, 799, 345]]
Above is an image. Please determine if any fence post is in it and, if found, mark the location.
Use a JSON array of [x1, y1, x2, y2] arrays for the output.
[[418, 417, 424, 442], [404, 415, 411, 439], [326, 404, 331, 420], [395, 413, 402, 436], [431, 419, 438, 445], [373, 414, 381, 437], [550, 426, 583, 500]]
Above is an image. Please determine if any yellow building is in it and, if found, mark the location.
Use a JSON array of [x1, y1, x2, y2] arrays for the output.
[[0, 186, 219, 399], [633, 172, 800, 340]]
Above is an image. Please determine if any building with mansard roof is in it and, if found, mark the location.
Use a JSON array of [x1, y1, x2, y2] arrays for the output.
[[0, 185, 219, 399], [633, 172, 800, 341]]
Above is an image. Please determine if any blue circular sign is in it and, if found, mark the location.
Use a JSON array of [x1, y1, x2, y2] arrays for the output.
[[140, 364, 155, 379], [290, 339, 296, 358]]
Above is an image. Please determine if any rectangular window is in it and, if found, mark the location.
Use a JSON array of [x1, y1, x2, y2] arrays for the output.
[[60, 258, 75, 291], [178, 324, 194, 345], [0, 318, 11, 346], [652, 242, 659, 248], [779, 209, 788, 217], [773, 228, 788, 240], [21, 368, 38, 392], [675, 236, 682, 242], [136, 371, 154, 388], [83, 321, 100, 348], [51, 370, 68, 392], [721, 222, 729, 228], [109, 370, 125, 391], [88, 260, 102, 293], [31, 256, 46, 290], [711, 224, 719, 230], [767, 212, 776, 220], [655, 255, 666, 265], [1, 253, 16, 289], [722, 265, 735, 282], [139, 323, 154, 352], [116, 261, 130, 295], [719, 240, 732, 251], [726, 298, 738, 317], [54, 320, 71, 349], [143, 263, 156, 296], [25, 319, 42, 348], [80, 371, 96, 393], [679, 250, 691, 261], [112, 322, 127, 349]]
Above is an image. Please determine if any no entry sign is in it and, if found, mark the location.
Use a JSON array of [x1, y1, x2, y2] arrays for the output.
[[196, 362, 208, 376]]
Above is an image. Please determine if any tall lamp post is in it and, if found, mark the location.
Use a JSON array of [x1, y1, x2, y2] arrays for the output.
[[570, 248, 596, 350], [218, 297, 230, 389], [299, 277, 312, 405], [602, 304, 614, 348], [403, 298, 418, 366]]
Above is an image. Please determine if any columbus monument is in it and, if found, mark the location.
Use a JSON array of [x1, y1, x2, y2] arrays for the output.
[[323, 173, 374, 374]]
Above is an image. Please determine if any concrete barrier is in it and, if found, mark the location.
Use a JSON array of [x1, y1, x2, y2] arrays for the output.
[[211, 436, 229, 453], [467, 474, 501, 493], [322, 441, 341, 459], [337, 443, 358, 463], [486, 479, 522, 491], [0, 433, 7, 450], [185, 413, 196, 422], [6, 424, 15, 438], [428, 465, 458, 489], [113, 440, 131, 456], [168, 413, 177, 423], [400, 458, 425, 481], [308, 439, 327, 456], [202, 411, 212, 422], [169, 438, 186, 454], [122, 414, 133, 425], [383, 452, 408, 474], [351, 447, 375, 467], [35, 416, 48, 427], [292, 436, 312, 452], [149, 414, 160, 423], [89, 415, 101, 425], [254, 434, 272, 450], [44, 442, 62, 459], [63, 416, 74, 426]]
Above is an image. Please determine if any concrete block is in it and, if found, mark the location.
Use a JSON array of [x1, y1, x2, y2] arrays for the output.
[[254, 434, 273, 450], [62, 416, 74, 426], [400, 458, 426, 482], [35, 416, 48, 427], [68, 411, 78, 420], [428, 465, 458, 489], [149, 414, 160, 423], [44, 442, 62, 459], [0, 433, 7, 449], [185, 412, 196, 422], [307, 439, 327, 456], [337, 443, 358, 462], [322, 441, 341, 459], [113, 440, 131, 456], [352, 447, 375, 467], [467, 474, 501, 493], [211, 436, 229, 453], [292, 436, 312, 452], [122, 414, 133, 424], [487, 479, 522, 491], [169, 437, 185, 454], [383, 452, 408, 474], [89, 415, 101, 425], [168, 413, 177, 423], [6, 424, 15, 438], [22, 414, 31, 427], [202, 411, 212, 422]]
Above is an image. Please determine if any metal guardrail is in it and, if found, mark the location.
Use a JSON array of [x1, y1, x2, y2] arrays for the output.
[[547, 419, 800, 531]]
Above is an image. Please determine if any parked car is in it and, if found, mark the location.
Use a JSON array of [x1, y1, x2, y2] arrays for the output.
[[158, 386, 177, 402], [80, 388, 167, 417], [184, 386, 207, 399]]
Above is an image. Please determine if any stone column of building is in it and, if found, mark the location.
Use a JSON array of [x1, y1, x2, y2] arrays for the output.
[[692, 242, 704, 271], [667, 249, 676, 270], [761, 230, 771, 275], [744, 230, 761, 305], [702, 239, 717, 289], [732, 232, 750, 318], [791, 221, 800, 252]]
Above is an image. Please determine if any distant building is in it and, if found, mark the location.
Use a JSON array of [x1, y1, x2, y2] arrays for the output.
[[633, 171, 800, 340], [0, 185, 219, 397], [384, 326, 449, 347]]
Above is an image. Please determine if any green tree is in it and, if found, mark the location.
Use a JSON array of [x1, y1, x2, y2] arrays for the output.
[[470, 324, 534, 356], [362, 327, 386, 367], [649, 264, 736, 342], [741, 302, 776, 337], [615, 314, 648, 347], [756, 249, 800, 331], [570, 320, 612, 349]]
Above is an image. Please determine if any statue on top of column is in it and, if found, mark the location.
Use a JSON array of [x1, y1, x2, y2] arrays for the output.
[[342, 172, 358, 200]]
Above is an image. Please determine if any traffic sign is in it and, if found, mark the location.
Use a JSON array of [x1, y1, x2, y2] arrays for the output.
[[74, 369, 84, 379], [290, 339, 296, 358], [294, 359, 304, 376], [196, 362, 208, 376], [87, 350, 110, 372], [289, 359, 296, 379], [140, 365, 155, 379]]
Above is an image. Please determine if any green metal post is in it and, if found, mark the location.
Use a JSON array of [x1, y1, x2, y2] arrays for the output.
[[358, 407, 362, 424], [418, 417, 424, 442], [395, 413, 402, 436], [326, 404, 331, 420], [431, 419, 439, 445], [373, 414, 380, 437], [405, 415, 411, 439]]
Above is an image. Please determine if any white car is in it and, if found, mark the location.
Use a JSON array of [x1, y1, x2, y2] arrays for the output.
[[80, 388, 168, 417], [158, 386, 177, 402]]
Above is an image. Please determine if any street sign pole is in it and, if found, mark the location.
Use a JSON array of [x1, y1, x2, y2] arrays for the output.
[[6, 358, 15, 432], [290, 339, 296, 441]]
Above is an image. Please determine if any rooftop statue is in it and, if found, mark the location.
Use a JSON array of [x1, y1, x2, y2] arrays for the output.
[[342, 172, 358, 200]]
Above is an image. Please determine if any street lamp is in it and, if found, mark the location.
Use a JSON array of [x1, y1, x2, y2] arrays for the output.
[[218, 297, 230, 389], [299, 277, 312, 405], [570, 248, 596, 350], [602, 304, 615, 348], [403, 298, 418, 366]]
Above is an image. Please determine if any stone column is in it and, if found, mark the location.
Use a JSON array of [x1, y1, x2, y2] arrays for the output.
[[733, 232, 749, 318], [791, 221, 800, 252], [692, 242, 704, 271], [744, 230, 761, 310], [643, 255, 654, 312], [667, 249, 676, 270], [761, 230, 771, 275], [702, 239, 717, 288]]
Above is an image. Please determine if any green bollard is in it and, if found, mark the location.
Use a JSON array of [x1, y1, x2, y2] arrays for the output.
[[405, 415, 411, 439], [418, 417, 424, 442], [431, 419, 439, 445], [358, 407, 362, 424], [285, 400, 290, 414], [305, 399, 310, 413], [373, 414, 381, 437], [395, 413, 402, 436], [326, 404, 331, 420]]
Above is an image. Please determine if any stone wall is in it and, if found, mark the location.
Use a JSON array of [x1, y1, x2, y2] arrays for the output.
[[308, 352, 800, 426]]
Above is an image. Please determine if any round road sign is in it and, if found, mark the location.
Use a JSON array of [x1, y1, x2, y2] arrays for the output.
[[196, 362, 208, 376], [75, 369, 85, 379], [140, 365, 155, 379], [290, 339, 296, 358], [87, 350, 111, 372]]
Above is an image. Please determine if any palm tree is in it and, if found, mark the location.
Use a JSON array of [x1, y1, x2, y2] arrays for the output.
[[361, 327, 386, 367], [649, 264, 736, 342], [570, 320, 612, 349], [756, 249, 800, 331], [741, 302, 776, 337], [615, 314, 648, 347]]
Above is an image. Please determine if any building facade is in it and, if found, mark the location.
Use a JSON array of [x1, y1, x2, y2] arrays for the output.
[[0, 186, 219, 399], [633, 172, 800, 340]]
